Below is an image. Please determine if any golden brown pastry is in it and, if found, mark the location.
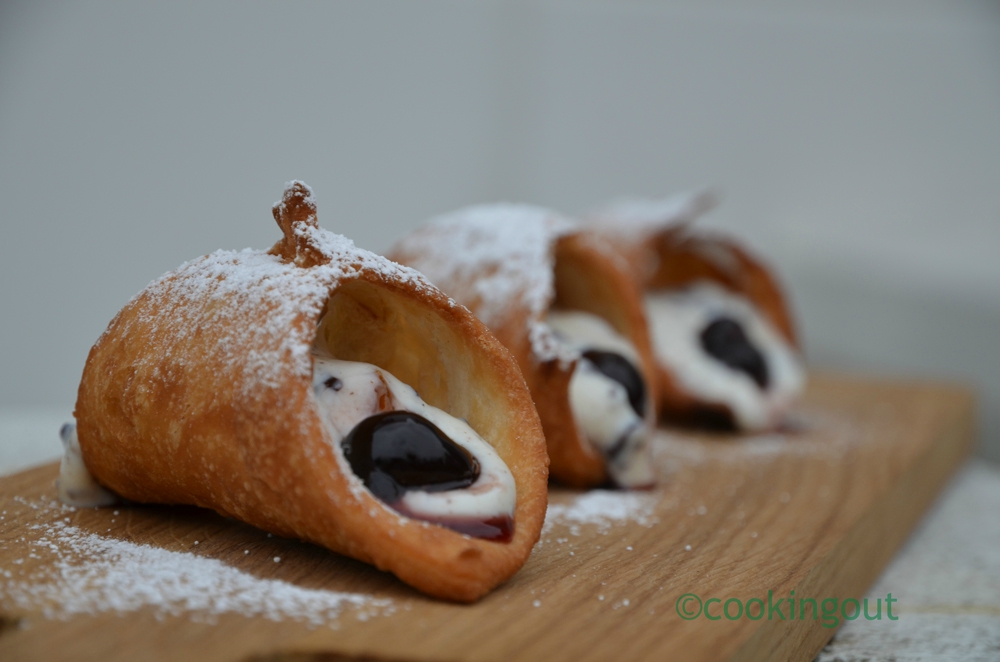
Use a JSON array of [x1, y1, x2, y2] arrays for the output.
[[70, 182, 549, 602], [588, 193, 805, 431], [391, 204, 659, 489]]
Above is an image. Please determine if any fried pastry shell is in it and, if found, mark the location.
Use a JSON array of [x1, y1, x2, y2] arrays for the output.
[[391, 205, 659, 488], [74, 182, 549, 602], [588, 193, 802, 427]]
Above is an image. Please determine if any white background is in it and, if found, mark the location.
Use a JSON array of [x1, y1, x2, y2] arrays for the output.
[[2, 0, 998, 460]]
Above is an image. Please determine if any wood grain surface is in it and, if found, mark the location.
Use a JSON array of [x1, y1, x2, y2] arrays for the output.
[[0, 373, 975, 662]]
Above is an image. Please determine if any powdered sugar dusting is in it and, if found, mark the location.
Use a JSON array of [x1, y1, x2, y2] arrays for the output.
[[587, 190, 717, 240], [275, 179, 316, 211], [543, 490, 659, 536], [3, 520, 393, 625], [113, 222, 438, 406], [392, 204, 577, 363]]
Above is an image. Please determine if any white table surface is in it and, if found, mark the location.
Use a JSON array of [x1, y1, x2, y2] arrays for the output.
[[2, 408, 998, 661]]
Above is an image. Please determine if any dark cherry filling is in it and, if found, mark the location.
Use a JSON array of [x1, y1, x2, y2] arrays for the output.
[[582, 350, 647, 418], [699, 317, 770, 389], [342, 411, 480, 502], [390, 507, 514, 543], [341, 411, 513, 541]]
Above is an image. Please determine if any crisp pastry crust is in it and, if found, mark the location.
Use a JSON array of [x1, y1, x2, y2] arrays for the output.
[[390, 205, 658, 488], [588, 193, 801, 426], [74, 182, 549, 602]]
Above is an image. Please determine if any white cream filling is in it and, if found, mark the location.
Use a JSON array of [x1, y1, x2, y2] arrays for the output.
[[645, 281, 805, 430], [57, 423, 119, 508], [56, 357, 517, 526], [544, 310, 655, 488], [311, 353, 516, 525]]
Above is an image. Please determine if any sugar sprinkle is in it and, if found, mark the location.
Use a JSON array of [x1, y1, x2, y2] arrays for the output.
[[391, 204, 579, 364], [3, 520, 393, 626], [543, 490, 659, 536]]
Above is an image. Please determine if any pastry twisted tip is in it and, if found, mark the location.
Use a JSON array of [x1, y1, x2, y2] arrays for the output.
[[270, 180, 325, 268]]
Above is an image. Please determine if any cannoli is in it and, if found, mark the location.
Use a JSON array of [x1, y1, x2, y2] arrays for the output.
[[390, 205, 659, 489], [69, 182, 549, 602], [587, 193, 805, 431]]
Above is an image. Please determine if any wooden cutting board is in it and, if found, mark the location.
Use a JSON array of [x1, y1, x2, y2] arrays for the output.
[[0, 373, 974, 662]]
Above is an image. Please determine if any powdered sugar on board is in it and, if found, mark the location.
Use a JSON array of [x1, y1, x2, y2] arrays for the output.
[[391, 204, 578, 364], [2, 512, 393, 626], [542, 490, 660, 537]]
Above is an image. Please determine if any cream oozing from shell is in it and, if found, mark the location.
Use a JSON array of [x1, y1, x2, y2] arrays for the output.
[[645, 281, 805, 430], [544, 311, 655, 488], [311, 352, 517, 540], [57, 423, 119, 508]]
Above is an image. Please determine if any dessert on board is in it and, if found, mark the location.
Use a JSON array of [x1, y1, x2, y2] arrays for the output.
[[392, 204, 659, 489], [66, 182, 549, 602], [588, 193, 804, 431]]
